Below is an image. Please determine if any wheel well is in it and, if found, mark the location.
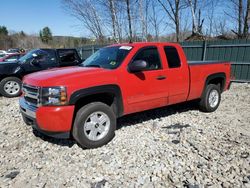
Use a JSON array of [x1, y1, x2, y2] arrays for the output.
[[0, 75, 22, 82], [74, 92, 120, 117], [207, 77, 225, 92]]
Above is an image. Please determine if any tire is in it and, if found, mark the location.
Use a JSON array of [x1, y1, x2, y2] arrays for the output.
[[199, 84, 221, 112], [72, 102, 116, 149], [0, 77, 22, 98]]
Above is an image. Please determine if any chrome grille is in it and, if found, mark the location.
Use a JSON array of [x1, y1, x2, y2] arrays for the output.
[[22, 84, 40, 107]]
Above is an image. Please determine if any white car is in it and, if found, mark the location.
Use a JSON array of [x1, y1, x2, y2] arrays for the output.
[[0, 50, 7, 54], [0, 50, 7, 58]]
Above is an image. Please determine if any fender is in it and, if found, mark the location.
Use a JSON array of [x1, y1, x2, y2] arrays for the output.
[[69, 84, 124, 117], [203, 72, 226, 92]]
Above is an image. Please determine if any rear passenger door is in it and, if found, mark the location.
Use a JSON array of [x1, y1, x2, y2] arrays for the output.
[[163, 46, 189, 104]]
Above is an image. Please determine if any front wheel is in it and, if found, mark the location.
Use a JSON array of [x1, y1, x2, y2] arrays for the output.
[[199, 84, 221, 112], [0, 77, 22, 98], [72, 102, 116, 149]]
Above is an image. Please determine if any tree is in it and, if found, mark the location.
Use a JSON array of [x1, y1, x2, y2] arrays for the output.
[[63, 0, 105, 42], [157, 0, 187, 42], [243, 0, 250, 38], [186, 0, 203, 34], [149, 1, 162, 41], [126, 0, 133, 41], [20, 31, 26, 37], [39, 27, 53, 43], [98, 0, 122, 42], [0, 26, 8, 36], [226, 0, 250, 38]]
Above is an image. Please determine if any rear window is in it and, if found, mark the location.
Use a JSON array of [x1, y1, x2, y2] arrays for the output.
[[164, 46, 181, 68], [58, 50, 80, 65]]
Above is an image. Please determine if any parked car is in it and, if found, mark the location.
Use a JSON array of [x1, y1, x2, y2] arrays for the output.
[[0, 53, 24, 62], [7, 48, 21, 54], [0, 54, 6, 58], [0, 48, 81, 97], [0, 50, 7, 58], [19, 42, 231, 149], [0, 50, 7, 54]]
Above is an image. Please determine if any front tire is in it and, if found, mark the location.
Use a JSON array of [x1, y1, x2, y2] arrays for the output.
[[199, 84, 221, 112], [0, 77, 22, 98], [72, 102, 116, 149]]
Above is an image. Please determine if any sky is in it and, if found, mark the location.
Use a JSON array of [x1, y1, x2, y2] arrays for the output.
[[0, 0, 234, 38], [0, 0, 82, 37]]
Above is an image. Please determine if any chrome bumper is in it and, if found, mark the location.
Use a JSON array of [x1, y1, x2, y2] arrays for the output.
[[19, 97, 37, 119]]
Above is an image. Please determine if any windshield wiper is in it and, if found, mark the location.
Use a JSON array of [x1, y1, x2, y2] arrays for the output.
[[84, 64, 102, 68]]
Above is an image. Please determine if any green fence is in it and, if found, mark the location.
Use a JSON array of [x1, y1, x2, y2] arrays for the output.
[[78, 39, 250, 82], [181, 39, 250, 82]]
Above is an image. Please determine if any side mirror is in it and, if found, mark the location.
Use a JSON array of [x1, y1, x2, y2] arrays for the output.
[[128, 60, 147, 73]]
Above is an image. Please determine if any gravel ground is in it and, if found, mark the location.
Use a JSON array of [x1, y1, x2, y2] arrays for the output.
[[0, 83, 250, 188]]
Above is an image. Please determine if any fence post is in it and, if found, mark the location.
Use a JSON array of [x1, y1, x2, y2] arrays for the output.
[[202, 40, 207, 61]]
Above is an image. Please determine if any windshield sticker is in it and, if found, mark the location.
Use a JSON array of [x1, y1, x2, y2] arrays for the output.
[[119, 46, 132, 50]]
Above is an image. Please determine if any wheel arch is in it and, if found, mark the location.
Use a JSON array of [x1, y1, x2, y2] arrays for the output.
[[69, 84, 124, 118], [203, 72, 226, 93], [0, 75, 22, 82]]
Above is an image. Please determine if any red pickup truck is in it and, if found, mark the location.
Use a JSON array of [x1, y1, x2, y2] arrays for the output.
[[19, 42, 231, 148]]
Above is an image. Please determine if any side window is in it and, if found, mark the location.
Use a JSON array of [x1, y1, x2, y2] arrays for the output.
[[58, 50, 79, 65], [36, 50, 56, 64], [133, 47, 162, 70], [164, 46, 181, 68]]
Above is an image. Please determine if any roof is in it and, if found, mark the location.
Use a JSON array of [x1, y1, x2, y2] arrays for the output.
[[108, 42, 180, 48]]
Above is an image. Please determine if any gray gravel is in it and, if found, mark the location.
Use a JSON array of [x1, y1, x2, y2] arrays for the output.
[[0, 83, 249, 187]]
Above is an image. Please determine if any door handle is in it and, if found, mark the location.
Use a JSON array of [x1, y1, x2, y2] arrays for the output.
[[156, 75, 166, 80]]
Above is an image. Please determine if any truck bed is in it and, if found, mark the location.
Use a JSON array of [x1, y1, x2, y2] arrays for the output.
[[187, 61, 231, 101]]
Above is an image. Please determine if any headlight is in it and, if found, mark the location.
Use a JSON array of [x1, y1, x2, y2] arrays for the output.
[[41, 86, 68, 106]]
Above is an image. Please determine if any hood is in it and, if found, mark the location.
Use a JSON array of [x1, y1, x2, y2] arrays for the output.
[[23, 66, 114, 87]]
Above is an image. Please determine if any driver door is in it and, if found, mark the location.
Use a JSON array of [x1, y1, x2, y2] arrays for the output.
[[122, 46, 169, 114], [22, 50, 57, 74]]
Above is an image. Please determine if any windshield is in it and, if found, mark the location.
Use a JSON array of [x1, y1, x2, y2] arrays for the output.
[[18, 49, 38, 64], [18, 49, 55, 64], [81, 46, 132, 69]]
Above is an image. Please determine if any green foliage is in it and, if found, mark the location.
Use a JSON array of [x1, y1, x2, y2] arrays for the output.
[[0, 26, 8, 36], [39, 27, 53, 43]]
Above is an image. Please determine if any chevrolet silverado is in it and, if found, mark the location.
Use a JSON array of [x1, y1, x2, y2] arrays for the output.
[[19, 42, 231, 148]]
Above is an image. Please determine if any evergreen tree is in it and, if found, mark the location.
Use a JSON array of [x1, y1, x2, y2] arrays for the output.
[[0, 26, 8, 36], [39, 27, 52, 43]]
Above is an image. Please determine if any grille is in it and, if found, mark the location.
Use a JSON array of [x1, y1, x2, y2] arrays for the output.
[[23, 84, 40, 107]]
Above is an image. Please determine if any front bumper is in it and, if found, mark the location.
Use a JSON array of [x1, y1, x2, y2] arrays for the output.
[[19, 97, 75, 139]]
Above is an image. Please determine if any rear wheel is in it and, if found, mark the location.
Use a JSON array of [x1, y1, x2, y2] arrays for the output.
[[0, 77, 22, 98], [199, 84, 221, 112], [72, 102, 116, 149]]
